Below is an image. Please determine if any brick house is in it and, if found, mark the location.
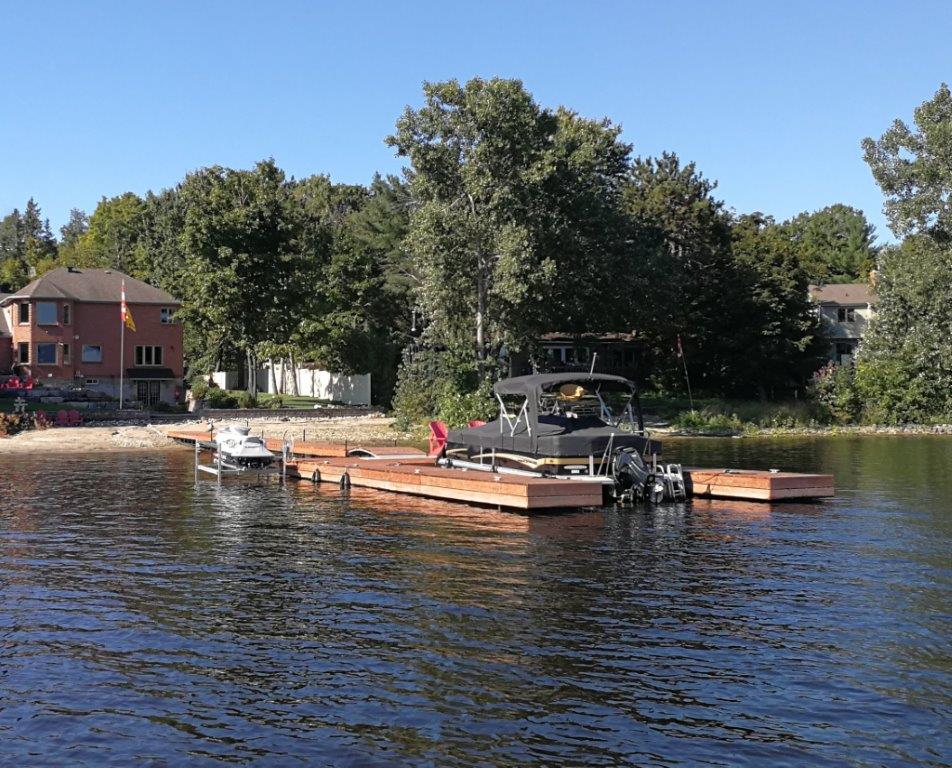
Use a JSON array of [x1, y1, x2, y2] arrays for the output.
[[809, 282, 877, 365], [0, 267, 184, 405]]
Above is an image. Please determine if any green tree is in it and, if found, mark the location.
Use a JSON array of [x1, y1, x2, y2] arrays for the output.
[[175, 160, 310, 394], [388, 77, 636, 392], [0, 199, 57, 289], [731, 213, 825, 398], [784, 204, 878, 283], [855, 237, 952, 422], [68, 193, 148, 274], [862, 83, 952, 244], [59, 208, 89, 247], [623, 153, 747, 393], [857, 84, 952, 423]]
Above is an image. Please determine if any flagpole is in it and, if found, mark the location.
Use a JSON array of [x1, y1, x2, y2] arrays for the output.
[[119, 305, 125, 409], [678, 335, 694, 411], [119, 279, 125, 410]]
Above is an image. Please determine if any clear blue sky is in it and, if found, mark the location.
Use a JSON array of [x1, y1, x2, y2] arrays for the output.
[[2, 0, 949, 242]]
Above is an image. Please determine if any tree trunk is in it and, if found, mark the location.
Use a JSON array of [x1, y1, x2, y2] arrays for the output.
[[476, 260, 486, 365], [269, 358, 278, 395], [289, 350, 300, 396], [278, 357, 286, 394], [246, 348, 258, 397]]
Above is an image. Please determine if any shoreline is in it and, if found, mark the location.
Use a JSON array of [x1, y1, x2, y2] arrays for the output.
[[0, 415, 414, 455], [657, 423, 952, 438], [1, 416, 948, 456]]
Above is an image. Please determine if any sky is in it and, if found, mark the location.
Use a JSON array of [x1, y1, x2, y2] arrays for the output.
[[1, 0, 949, 243]]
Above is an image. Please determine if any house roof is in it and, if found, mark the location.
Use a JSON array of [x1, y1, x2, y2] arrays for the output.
[[808, 283, 876, 306], [540, 332, 639, 343], [2, 268, 180, 306]]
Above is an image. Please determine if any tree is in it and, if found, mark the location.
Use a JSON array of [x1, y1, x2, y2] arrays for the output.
[[862, 83, 952, 244], [731, 213, 825, 398], [388, 77, 636, 390], [623, 153, 748, 393], [59, 208, 89, 247], [857, 84, 952, 423], [0, 199, 57, 289], [855, 237, 952, 422], [784, 204, 878, 283], [175, 160, 308, 394], [68, 193, 148, 274]]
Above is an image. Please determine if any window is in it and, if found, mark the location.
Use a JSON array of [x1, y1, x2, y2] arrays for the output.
[[18, 303, 29, 324], [36, 343, 57, 365], [82, 345, 103, 363], [837, 307, 856, 323], [836, 342, 855, 361], [85, 378, 99, 385], [62, 344, 71, 365], [63, 304, 71, 325], [135, 345, 164, 366], [160, 307, 175, 324], [17, 342, 29, 364], [36, 301, 57, 325]]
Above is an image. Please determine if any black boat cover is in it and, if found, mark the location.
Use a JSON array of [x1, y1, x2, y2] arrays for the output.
[[447, 416, 661, 458]]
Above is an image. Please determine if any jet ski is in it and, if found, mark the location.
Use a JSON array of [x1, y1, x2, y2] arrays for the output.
[[213, 425, 275, 468]]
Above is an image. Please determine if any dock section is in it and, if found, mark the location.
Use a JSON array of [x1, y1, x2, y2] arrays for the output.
[[166, 430, 834, 507], [684, 468, 835, 501]]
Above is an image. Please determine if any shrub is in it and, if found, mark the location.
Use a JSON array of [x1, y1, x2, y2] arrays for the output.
[[258, 394, 286, 409], [435, 380, 496, 428], [190, 376, 210, 401], [674, 409, 744, 433], [0, 413, 26, 436], [809, 362, 861, 424], [204, 388, 238, 409], [234, 390, 256, 409]]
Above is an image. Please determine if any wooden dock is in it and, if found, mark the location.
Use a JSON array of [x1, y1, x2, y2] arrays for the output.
[[684, 468, 834, 501], [166, 429, 834, 507]]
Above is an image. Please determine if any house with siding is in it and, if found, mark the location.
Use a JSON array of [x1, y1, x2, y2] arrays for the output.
[[0, 268, 184, 405], [809, 282, 877, 365]]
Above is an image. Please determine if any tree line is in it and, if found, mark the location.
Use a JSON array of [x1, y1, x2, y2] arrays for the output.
[[2, 78, 946, 422]]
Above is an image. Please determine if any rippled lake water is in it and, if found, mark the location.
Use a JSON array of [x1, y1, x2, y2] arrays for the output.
[[1, 436, 949, 766]]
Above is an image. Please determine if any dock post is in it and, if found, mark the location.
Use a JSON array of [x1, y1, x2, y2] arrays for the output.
[[194, 440, 199, 483]]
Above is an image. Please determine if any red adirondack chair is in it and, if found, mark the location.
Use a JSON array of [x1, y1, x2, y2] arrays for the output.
[[428, 420, 448, 457], [54, 410, 70, 427], [67, 410, 84, 426]]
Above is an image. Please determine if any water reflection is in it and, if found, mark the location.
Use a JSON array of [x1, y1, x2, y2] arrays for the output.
[[0, 438, 948, 766]]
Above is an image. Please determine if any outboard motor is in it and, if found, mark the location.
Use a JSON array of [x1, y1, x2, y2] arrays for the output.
[[612, 447, 664, 503]]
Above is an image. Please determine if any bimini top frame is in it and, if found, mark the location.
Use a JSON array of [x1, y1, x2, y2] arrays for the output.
[[492, 373, 643, 444]]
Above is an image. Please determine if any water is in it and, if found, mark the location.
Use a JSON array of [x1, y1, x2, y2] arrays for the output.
[[0, 436, 949, 766]]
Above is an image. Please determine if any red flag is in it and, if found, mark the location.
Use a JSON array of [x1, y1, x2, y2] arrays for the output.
[[121, 280, 136, 332]]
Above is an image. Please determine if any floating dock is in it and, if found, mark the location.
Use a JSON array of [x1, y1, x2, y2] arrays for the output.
[[166, 430, 834, 509]]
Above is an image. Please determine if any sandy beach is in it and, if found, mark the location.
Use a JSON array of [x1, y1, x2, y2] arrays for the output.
[[0, 415, 413, 455]]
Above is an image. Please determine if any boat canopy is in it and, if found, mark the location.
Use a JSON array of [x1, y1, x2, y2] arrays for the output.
[[493, 373, 635, 398]]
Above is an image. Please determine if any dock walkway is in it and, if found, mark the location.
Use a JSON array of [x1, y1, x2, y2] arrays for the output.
[[166, 430, 834, 508]]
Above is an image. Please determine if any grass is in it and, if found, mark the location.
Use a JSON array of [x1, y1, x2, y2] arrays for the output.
[[255, 394, 345, 409], [0, 399, 79, 414], [639, 395, 826, 434]]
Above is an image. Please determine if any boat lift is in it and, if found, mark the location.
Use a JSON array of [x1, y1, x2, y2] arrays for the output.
[[192, 437, 290, 484]]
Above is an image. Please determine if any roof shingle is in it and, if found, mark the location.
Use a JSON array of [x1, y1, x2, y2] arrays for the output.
[[3, 268, 179, 305], [808, 283, 876, 306]]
